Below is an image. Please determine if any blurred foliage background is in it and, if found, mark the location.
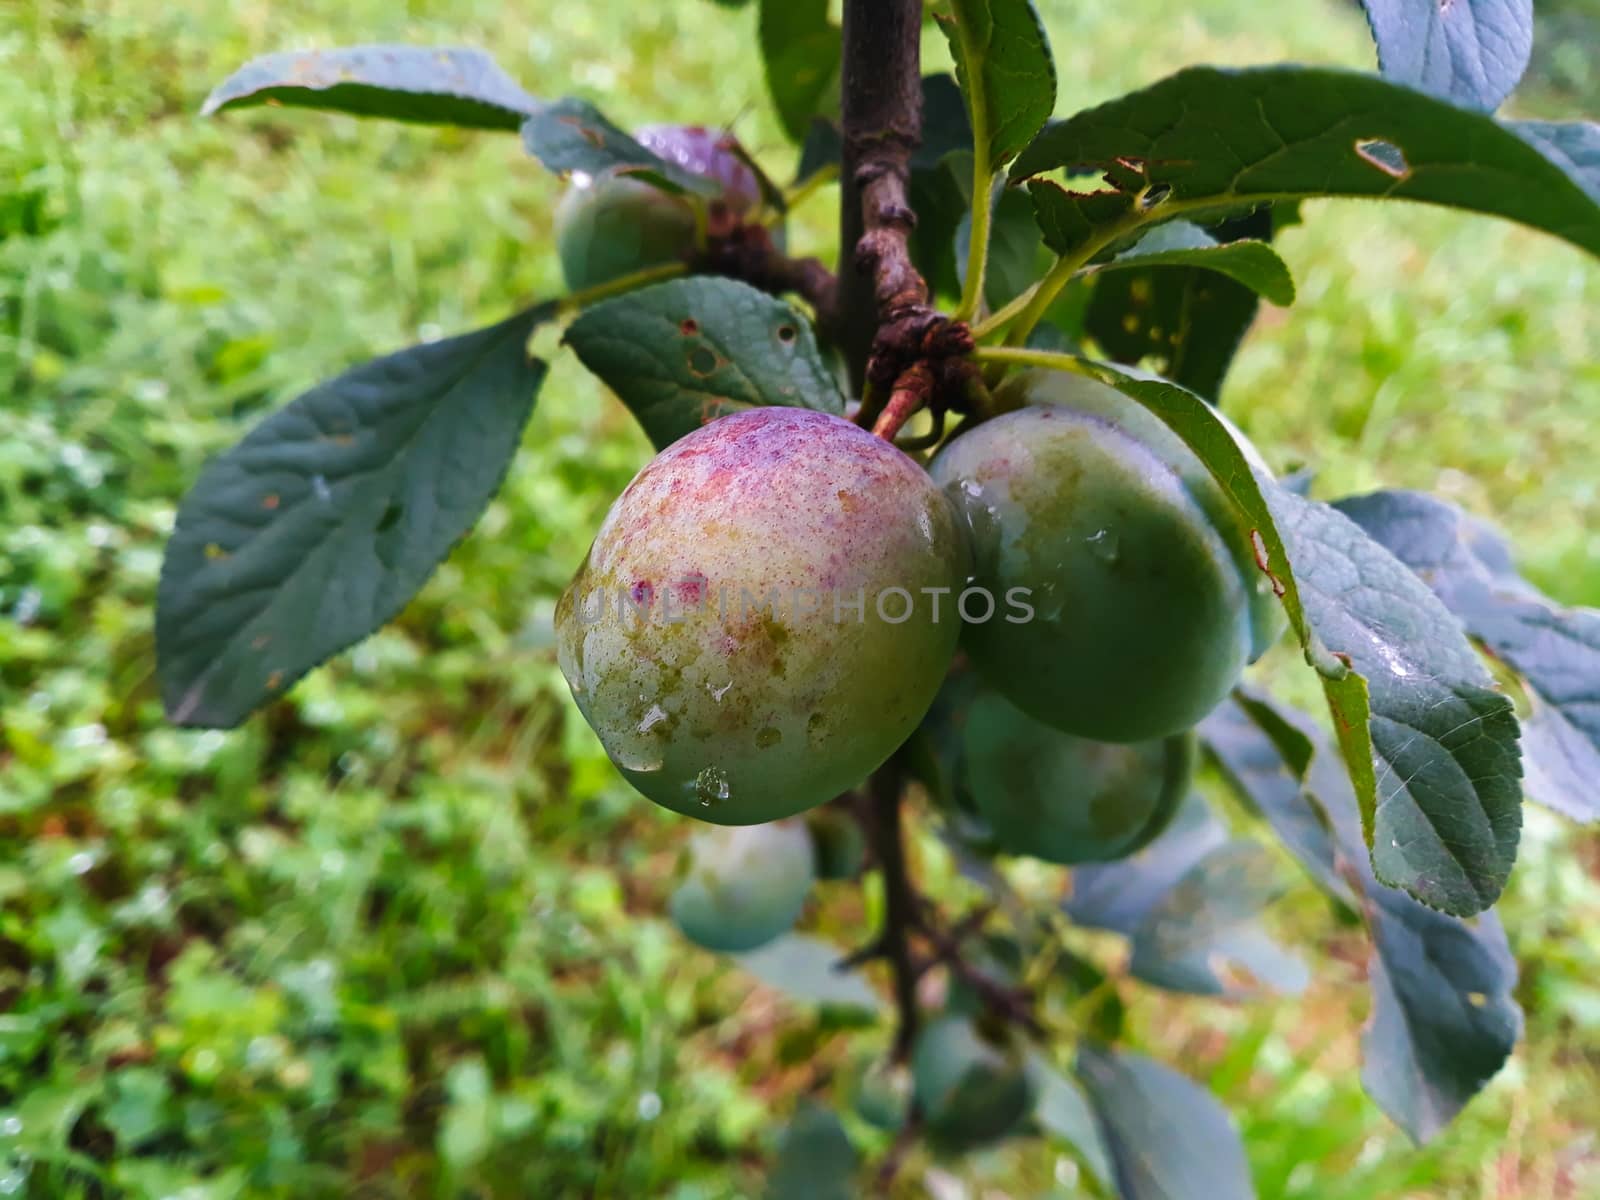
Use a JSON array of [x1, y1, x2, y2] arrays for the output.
[[2, 0, 1599, 1196]]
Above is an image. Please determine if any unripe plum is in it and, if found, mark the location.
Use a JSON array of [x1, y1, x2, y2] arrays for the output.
[[556, 407, 967, 825], [668, 820, 814, 952], [929, 370, 1282, 742], [912, 1016, 1036, 1150], [555, 124, 762, 292], [964, 690, 1193, 863]]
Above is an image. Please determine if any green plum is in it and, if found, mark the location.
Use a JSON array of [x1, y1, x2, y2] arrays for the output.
[[555, 123, 762, 291], [668, 820, 815, 953], [963, 689, 1194, 863], [930, 370, 1283, 742], [556, 407, 968, 825], [912, 1016, 1037, 1151]]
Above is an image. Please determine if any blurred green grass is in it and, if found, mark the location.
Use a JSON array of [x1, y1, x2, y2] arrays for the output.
[[2, 0, 1598, 1196]]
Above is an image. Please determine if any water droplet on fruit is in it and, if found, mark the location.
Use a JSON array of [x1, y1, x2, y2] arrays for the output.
[[693, 765, 731, 808], [1087, 528, 1120, 564]]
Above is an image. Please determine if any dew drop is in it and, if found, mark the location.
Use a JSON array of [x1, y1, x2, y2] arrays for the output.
[[0, 1116, 21, 1136], [693, 765, 731, 808], [1087, 528, 1120, 564]]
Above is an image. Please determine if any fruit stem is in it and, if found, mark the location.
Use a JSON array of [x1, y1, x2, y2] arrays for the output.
[[969, 207, 1148, 344], [970, 343, 1106, 379], [554, 261, 689, 316]]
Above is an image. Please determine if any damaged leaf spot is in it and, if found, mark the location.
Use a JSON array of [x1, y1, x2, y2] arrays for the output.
[[266, 670, 284, 690], [776, 324, 797, 344], [679, 317, 700, 335], [1354, 138, 1411, 180], [1136, 182, 1173, 210], [1250, 529, 1287, 597], [262, 493, 280, 510], [687, 345, 719, 376], [204, 543, 229, 561]]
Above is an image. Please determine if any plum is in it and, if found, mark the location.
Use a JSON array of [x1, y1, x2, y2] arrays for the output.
[[668, 820, 814, 952], [930, 370, 1283, 742], [554, 123, 762, 292], [556, 407, 967, 825], [912, 1016, 1036, 1150], [963, 690, 1193, 863]]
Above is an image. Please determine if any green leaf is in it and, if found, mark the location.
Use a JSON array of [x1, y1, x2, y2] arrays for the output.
[[1511, 121, 1600, 204], [1047, 359, 1521, 914], [1066, 792, 1304, 998], [1209, 694, 1523, 1143], [1128, 841, 1309, 997], [766, 1102, 858, 1200], [563, 278, 845, 451], [1009, 66, 1600, 260], [157, 306, 551, 728], [1085, 214, 1295, 400], [1077, 1045, 1255, 1200], [1066, 793, 1227, 935], [1335, 489, 1600, 823], [759, 0, 841, 143], [957, 184, 1053, 309], [1027, 1051, 1114, 1190], [1359, 0, 1533, 112], [1094, 221, 1295, 306], [1202, 696, 1358, 909], [519, 98, 716, 195], [938, 0, 1057, 167], [202, 46, 537, 130], [1267, 486, 1523, 915], [734, 934, 881, 1012]]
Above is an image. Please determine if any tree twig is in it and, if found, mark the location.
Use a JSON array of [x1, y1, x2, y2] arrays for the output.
[[864, 762, 921, 1062]]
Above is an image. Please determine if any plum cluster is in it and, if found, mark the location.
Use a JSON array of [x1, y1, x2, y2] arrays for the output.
[[552, 123, 1282, 948]]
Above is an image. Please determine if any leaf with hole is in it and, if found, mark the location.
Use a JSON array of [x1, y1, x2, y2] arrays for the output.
[[520, 98, 717, 195], [564, 277, 845, 450], [202, 45, 537, 130], [156, 306, 551, 728], [1010, 66, 1600, 260], [1093, 221, 1295, 306], [1077, 1045, 1256, 1200], [1085, 214, 1296, 399], [1335, 489, 1600, 823], [937, 0, 1057, 168]]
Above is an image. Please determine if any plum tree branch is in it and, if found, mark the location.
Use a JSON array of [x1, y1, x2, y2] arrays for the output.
[[864, 760, 922, 1063]]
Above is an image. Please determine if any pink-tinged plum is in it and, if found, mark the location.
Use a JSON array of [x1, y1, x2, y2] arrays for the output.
[[930, 370, 1283, 743], [555, 124, 763, 292], [555, 407, 968, 825], [668, 820, 814, 952], [964, 690, 1194, 863]]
